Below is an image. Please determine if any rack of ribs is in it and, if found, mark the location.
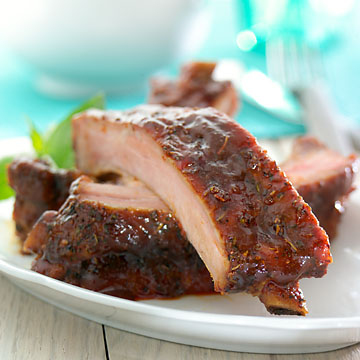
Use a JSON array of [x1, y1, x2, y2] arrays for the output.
[[148, 61, 238, 117], [24, 176, 214, 299], [12, 133, 356, 313], [20, 135, 356, 311], [72, 105, 332, 315]]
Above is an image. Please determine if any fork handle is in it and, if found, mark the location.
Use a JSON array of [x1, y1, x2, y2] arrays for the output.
[[297, 81, 353, 155]]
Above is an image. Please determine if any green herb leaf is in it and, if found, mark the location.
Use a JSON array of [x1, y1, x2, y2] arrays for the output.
[[27, 116, 45, 157], [0, 156, 15, 200], [44, 92, 106, 169], [0, 93, 106, 201]]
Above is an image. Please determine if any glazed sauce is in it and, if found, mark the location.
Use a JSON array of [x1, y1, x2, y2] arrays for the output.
[[31, 198, 214, 299]]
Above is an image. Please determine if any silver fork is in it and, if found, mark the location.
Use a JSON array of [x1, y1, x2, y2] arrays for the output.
[[266, 36, 353, 155]]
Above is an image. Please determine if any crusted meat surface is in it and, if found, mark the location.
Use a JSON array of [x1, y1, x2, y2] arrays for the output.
[[283, 137, 358, 239], [73, 105, 332, 315], [25, 177, 213, 299], [7, 158, 80, 242], [148, 61, 238, 117]]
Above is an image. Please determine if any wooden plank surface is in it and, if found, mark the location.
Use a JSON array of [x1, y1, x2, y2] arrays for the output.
[[0, 274, 106, 360], [105, 325, 360, 360]]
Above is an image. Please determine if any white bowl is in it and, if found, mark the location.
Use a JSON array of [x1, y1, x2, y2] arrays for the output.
[[0, 0, 210, 97]]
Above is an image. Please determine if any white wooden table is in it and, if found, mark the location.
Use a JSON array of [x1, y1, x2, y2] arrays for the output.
[[0, 273, 359, 359]]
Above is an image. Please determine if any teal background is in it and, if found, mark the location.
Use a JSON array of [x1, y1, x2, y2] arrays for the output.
[[0, 0, 359, 140]]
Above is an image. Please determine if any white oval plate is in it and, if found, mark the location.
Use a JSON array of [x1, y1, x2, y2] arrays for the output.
[[0, 138, 359, 354]]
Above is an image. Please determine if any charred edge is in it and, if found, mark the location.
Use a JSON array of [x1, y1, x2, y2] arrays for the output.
[[267, 307, 305, 316]]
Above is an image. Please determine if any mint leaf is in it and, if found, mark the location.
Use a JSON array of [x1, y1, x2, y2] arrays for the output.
[[27, 116, 45, 157], [0, 93, 106, 201], [44, 92, 106, 169], [0, 156, 15, 200]]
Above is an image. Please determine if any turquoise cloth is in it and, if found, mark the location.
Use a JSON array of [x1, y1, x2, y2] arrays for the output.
[[0, 0, 359, 141]]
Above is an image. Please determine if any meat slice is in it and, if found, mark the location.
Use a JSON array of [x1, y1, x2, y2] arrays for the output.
[[148, 61, 238, 117], [282, 137, 358, 239], [73, 105, 332, 315], [24, 176, 214, 299], [7, 158, 80, 242]]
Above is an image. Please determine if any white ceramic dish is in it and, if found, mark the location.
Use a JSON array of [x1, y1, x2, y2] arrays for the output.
[[0, 138, 360, 354], [0, 0, 209, 97]]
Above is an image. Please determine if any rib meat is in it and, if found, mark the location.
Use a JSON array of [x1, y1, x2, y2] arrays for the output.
[[24, 176, 213, 299], [7, 158, 80, 243], [10, 136, 356, 244], [282, 137, 358, 239], [73, 105, 332, 315], [148, 61, 238, 117]]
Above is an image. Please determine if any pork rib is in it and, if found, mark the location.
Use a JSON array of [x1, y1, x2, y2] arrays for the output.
[[283, 137, 358, 239], [24, 176, 213, 299], [148, 61, 238, 117], [73, 105, 332, 314], [7, 158, 80, 242]]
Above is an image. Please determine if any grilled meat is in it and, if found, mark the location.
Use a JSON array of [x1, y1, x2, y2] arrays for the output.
[[72, 105, 332, 315], [283, 136, 358, 239], [148, 61, 238, 117], [7, 158, 80, 243], [25, 176, 213, 299]]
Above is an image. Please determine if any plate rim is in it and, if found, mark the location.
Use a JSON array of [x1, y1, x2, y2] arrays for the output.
[[1, 256, 360, 331]]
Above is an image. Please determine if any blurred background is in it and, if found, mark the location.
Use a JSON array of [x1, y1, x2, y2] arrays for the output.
[[0, 0, 360, 143]]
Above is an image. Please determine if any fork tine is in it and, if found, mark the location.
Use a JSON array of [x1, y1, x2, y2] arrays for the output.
[[267, 36, 322, 90], [265, 34, 353, 154], [266, 38, 286, 85]]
